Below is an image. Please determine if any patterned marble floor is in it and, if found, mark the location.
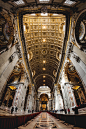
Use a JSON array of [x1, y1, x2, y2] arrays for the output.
[[18, 112, 85, 129]]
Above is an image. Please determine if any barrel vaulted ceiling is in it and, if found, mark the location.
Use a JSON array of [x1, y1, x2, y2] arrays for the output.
[[23, 14, 66, 89], [0, 0, 85, 90]]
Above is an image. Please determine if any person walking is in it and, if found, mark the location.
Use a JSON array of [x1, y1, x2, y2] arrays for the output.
[[15, 107, 18, 112], [11, 107, 14, 114], [68, 108, 70, 114], [64, 108, 67, 114]]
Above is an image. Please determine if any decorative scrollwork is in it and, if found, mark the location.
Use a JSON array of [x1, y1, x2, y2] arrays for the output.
[[0, 10, 14, 50]]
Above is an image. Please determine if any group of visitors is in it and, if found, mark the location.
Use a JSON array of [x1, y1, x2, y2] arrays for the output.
[[11, 107, 35, 114], [64, 108, 70, 114], [11, 106, 18, 114], [28, 109, 34, 113], [51, 108, 71, 114]]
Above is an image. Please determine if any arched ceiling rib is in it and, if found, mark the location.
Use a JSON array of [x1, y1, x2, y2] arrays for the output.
[[34, 74, 54, 90], [4, 0, 83, 14]]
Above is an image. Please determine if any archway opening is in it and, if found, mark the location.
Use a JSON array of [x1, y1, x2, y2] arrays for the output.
[[39, 93, 49, 111]]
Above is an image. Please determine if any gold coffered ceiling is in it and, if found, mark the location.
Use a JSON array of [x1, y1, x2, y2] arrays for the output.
[[23, 13, 66, 89]]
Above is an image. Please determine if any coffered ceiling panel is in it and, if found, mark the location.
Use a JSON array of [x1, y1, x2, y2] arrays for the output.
[[23, 13, 66, 89]]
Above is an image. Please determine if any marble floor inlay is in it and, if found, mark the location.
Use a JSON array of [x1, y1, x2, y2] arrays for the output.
[[34, 113, 58, 129], [18, 112, 85, 129]]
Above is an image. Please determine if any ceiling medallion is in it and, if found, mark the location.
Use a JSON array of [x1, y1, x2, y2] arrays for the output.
[[41, 6, 47, 14], [41, 49, 47, 55]]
